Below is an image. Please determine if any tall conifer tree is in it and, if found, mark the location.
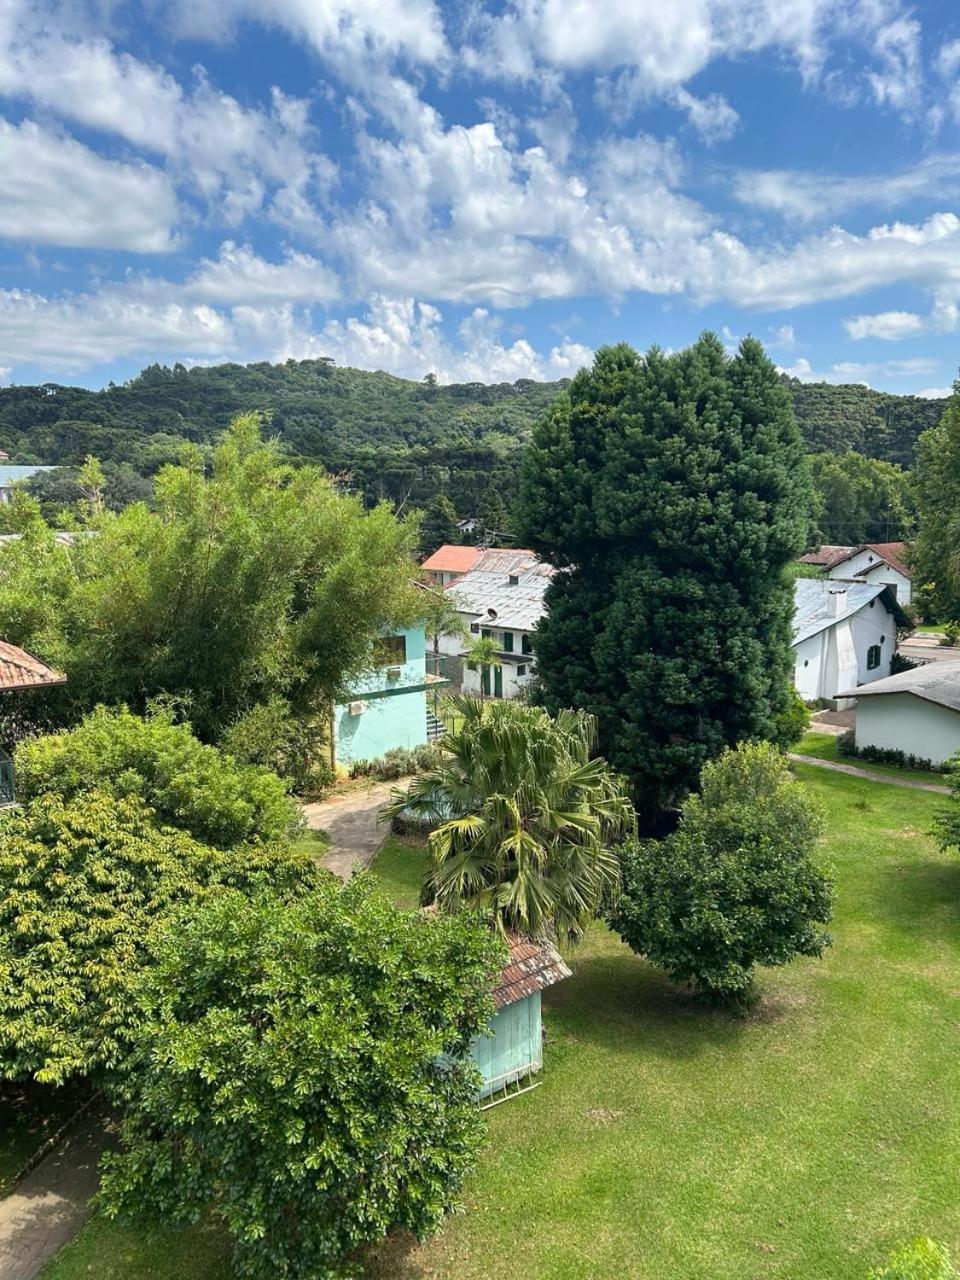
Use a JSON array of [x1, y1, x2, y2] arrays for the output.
[[517, 334, 813, 820]]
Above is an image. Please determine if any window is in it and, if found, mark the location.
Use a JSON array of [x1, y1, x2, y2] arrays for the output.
[[481, 627, 492, 639], [376, 634, 407, 665], [516, 664, 527, 676], [867, 644, 882, 671], [521, 633, 533, 655], [502, 631, 514, 652], [470, 621, 480, 634], [803, 659, 809, 668]]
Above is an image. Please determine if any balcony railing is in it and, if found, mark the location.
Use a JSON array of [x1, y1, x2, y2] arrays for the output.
[[425, 653, 453, 684], [0, 749, 14, 807]]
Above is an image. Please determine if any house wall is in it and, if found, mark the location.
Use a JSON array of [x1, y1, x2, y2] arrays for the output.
[[470, 993, 542, 1097], [458, 621, 536, 699], [827, 551, 912, 604], [793, 599, 897, 701], [333, 627, 429, 765], [857, 562, 913, 605], [855, 693, 960, 767]]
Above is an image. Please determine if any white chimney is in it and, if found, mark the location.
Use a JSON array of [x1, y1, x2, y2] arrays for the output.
[[828, 587, 847, 618]]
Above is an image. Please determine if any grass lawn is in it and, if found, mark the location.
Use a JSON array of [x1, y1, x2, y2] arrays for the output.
[[42, 767, 960, 1280], [796, 731, 950, 787]]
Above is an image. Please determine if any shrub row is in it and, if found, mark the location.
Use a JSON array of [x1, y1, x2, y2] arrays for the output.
[[836, 729, 944, 774]]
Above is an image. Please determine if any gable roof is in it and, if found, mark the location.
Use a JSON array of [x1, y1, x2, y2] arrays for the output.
[[447, 560, 553, 632], [838, 658, 960, 711], [0, 641, 66, 691], [421, 544, 483, 574], [792, 579, 909, 646], [799, 542, 911, 578], [493, 934, 572, 1009]]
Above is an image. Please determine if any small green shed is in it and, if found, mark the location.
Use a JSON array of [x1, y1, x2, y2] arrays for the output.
[[471, 934, 571, 1104]]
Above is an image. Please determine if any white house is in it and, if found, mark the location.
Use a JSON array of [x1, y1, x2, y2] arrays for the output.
[[438, 554, 553, 699], [0, 465, 56, 503], [799, 542, 913, 605], [793, 579, 909, 703], [839, 660, 960, 767]]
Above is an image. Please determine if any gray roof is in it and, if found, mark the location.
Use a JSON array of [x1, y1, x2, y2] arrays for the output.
[[792, 578, 908, 645], [839, 659, 960, 711], [447, 561, 553, 632], [0, 465, 56, 487]]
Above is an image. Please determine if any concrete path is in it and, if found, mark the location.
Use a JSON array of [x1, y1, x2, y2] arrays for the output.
[[0, 1108, 110, 1280], [789, 753, 950, 794], [303, 782, 399, 879]]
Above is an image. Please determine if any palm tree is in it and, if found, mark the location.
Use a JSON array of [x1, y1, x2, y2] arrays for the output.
[[385, 697, 635, 943], [464, 635, 500, 699]]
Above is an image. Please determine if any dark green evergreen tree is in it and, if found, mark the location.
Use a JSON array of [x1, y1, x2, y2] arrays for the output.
[[913, 385, 960, 623], [478, 481, 511, 542], [419, 493, 459, 556], [516, 334, 814, 821]]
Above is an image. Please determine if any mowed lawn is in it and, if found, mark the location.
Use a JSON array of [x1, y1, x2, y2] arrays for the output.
[[42, 766, 960, 1280]]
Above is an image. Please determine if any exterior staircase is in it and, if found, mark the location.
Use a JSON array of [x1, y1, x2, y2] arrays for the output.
[[426, 708, 445, 741]]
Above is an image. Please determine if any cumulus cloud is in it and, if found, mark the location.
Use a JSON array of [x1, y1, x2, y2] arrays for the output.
[[843, 309, 926, 340], [780, 354, 941, 386], [188, 242, 341, 305], [0, 119, 177, 252]]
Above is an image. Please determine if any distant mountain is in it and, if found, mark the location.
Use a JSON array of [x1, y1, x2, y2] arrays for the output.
[[0, 357, 946, 515]]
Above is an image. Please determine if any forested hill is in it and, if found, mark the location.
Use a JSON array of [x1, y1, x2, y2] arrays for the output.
[[0, 357, 946, 514]]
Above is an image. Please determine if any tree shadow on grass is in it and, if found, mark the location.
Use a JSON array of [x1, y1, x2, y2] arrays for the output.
[[865, 856, 960, 947]]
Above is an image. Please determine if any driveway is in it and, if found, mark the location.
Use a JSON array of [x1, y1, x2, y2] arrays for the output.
[[900, 635, 960, 664], [302, 782, 398, 880]]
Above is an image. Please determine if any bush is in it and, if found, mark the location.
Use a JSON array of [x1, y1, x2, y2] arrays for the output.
[[890, 651, 923, 676], [775, 687, 810, 747], [609, 742, 832, 1007], [837, 730, 941, 773], [348, 743, 439, 781], [941, 623, 960, 647], [0, 790, 322, 1084], [99, 876, 505, 1280], [870, 1238, 957, 1279], [220, 697, 334, 799], [16, 705, 300, 848], [934, 754, 960, 853]]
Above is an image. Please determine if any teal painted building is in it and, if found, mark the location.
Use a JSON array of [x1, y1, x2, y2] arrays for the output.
[[333, 626, 447, 767], [472, 934, 571, 1102]]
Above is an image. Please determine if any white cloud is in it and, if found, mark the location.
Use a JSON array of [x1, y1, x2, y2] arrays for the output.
[[673, 89, 739, 143], [916, 386, 953, 399], [188, 242, 340, 305], [0, 119, 177, 252], [843, 309, 925, 340], [780, 354, 940, 385], [732, 154, 960, 222], [867, 17, 923, 115]]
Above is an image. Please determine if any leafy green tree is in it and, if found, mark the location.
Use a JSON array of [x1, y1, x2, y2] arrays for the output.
[[98, 876, 504, 1280], [609, 742, 831, 1006], [478, 481, 511, 540], [15, 705, 299, 848], [870, 1239, 957, 1280], [914, 387, 960, 623], [0, 790, 321, 1084], [387, 697, 635, 942], [0, 414, 424, 741], [932, 751, 960, 853], [517, 335, 814, 819], [419, 492, 459, 556], [809, 450, 915, 543]]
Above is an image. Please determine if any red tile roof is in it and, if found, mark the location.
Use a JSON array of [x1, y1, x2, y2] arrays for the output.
[[421, 544, 483, 574], [492, 934, 572, 1010], [862, 542, 910, 578], [799, 542, 911, 579], [798, 544, 855, 567], [0, 641, 66, 691]]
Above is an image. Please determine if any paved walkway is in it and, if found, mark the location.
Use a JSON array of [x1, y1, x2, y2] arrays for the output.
[[303, 782, 398, 879], [789, 753, 950, 794], [0, 1108, 110, 1280]]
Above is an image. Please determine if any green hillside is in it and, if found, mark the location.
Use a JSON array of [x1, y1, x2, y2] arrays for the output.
[[0, 357, 946, 516]]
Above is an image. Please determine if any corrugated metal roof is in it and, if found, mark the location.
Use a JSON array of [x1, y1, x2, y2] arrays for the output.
[[493, 934, 572, 1009], [0, 640, 66, 690], [447, 561, 553, 632], [792, 578, 892, 645], [839, 658, 960, 710]]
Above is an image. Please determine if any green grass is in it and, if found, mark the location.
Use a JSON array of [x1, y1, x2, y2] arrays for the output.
[[42, 769, 960, 1280], [796, 731, 949, 786]]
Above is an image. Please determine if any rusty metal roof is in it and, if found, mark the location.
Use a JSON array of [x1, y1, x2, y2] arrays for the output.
[[0, 641, 66, 691], [492, 934, 571, 1009]]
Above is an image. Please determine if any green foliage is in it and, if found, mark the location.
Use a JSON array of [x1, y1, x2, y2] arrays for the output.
[[870, 1239, 957, 1280], [15, 706, 299, 847], [786, 378, 942, 467], [517, 335, 814, 817], [98, 876, 504, 1280], [913, 388, 960, 623], [773, 686, 810, 747], [933, 751, 960, 851], [609, 742, 832, 1005], [347, 743, 438, 781], [387, 696, 635, 943], [419, 493, 459, 556], [0, 414, 423, 741], [838, 729, 941, 774], [220, 696, 334, 799], [0, 790, 321, 1084], [809, 450, 915, 543]]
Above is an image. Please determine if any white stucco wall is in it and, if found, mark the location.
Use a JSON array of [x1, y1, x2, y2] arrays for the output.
[[855, 693, 960, 767], [794, 632, 825, 700], [849, 599, 897, 686], [793, 597, 897, 701], [856, 562, 912, 605]]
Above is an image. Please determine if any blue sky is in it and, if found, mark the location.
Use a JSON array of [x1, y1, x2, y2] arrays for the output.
[[1, 0, 960, 395]]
